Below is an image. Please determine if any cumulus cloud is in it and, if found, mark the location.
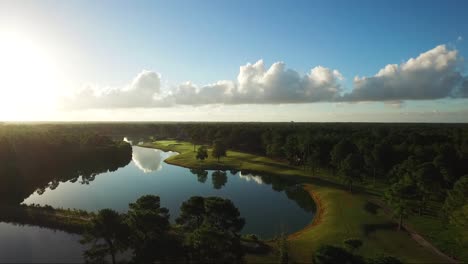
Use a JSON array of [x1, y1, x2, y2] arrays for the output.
[[62, 44, 467, 109], [342, 45, 466, 102], [165, 60, 343, 105], [63, 70, 162, 109]]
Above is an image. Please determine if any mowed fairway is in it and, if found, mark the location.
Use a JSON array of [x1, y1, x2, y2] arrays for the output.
[[140, 140, 449, 263], [288, 185, 448, 263]]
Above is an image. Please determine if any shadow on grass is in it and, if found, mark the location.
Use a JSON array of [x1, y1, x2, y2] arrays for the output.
[[241, 158, 297, 171], [364, 201, 381, 215], [362, 222, 398, 236]]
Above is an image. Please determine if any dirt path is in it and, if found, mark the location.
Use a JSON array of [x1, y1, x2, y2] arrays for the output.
[[369, 198, 458, 264]]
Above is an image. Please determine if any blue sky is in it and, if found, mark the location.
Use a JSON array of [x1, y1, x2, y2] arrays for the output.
[[0, 0, 467, 121]]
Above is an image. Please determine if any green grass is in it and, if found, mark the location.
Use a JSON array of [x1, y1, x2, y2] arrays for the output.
[[141, 140, 338, 183], [407, 213, 467, 261], [140, 140, 451, 263], [288, 185, 448, 263], [0, 204, 92, 234]]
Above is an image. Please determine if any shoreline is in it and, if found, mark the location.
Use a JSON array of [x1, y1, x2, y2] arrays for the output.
[[287, 184, 323, 240], [138, 140, 452, 263], [139, 143, 321, 240]]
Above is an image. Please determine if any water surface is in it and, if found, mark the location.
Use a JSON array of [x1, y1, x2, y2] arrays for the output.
[[0, 222, 84, 263], [24, 146, 315, 238]]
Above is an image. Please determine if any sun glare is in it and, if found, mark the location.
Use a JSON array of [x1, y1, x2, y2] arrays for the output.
[[0, 29, 62, 120]]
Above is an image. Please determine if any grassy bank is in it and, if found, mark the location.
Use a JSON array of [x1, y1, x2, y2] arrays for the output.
[[140, 140, 450, 263], [0, 204, 93, 234]]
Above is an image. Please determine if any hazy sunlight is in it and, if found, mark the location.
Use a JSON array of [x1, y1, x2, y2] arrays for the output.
[[0, 28, 61, 120]]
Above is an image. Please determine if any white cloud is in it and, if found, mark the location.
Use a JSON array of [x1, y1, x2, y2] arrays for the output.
[[63, 61, 342, 108], [63, 70, 162, 109], [132, 147, 163, 173], [343, 45, 466, 102], [166, 60, 342, 105], [458, 36, 463, 41], [62, 45, 467, 109]]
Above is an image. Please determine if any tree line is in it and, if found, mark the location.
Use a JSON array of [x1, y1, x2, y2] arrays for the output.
[[0, 126, 132, 204], [81, 195, 245, 264]]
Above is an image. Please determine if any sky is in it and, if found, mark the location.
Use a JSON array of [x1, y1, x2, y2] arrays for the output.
[[0, 0, 467, 122]]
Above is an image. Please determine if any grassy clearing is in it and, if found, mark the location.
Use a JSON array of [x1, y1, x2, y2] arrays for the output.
[[407, 213, 466, 261], [140, 140, 450, 263], [141, 140, 337, 183], [288, 185, 448, 263]]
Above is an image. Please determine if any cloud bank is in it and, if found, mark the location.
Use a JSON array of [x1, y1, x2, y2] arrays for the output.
[[344, 45, 466, 102], [63, 45, 467, 109]]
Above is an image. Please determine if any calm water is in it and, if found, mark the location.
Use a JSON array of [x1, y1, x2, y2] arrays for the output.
[[0, 222, 84, 263], [24, 146, 315, 238]]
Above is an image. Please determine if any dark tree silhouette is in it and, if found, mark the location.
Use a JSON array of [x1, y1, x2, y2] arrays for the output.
[[212, 139, 227, 162], [81, 209, 129, 264], [196, 146, 208, 161], [385, 180, 415, 230], [338, 153, 364, 191], [176, 196, 245, 263], [126, 195, 173, 263]]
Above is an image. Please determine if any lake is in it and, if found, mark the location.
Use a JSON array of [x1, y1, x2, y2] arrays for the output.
[[0, 222, 84, 263], [0, 145, 315, 262], [24, 145, 315, 238]]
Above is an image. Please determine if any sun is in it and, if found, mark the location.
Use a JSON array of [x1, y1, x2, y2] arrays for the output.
[[0, 28, 62, 120]]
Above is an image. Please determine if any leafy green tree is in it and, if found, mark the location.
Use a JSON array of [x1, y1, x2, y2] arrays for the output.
[[443, 175, 468, 246], [196, 146, 208, 161], [126, 195, 173, 263], [190, 129, 203, 152], [284, 134, 300, 165], [262, 130, 283, 157], [306, 147, 321, 175], [388, 156, 418, 184], [385, 180, 416, 230], [212, 139, 227, 162], [414, 162, 443, 215], [450, 204, 468, 249], [185, 224, 243, 263], [176, 196, 245, 263], [443, 175, 468, 217], [363, 143, 388, 184], [433, 144, 458, 186], [176, 196, 206, 230], [81, 209, 129, 264], [338, 153, 364, 191], [331, 140, 357, 174]]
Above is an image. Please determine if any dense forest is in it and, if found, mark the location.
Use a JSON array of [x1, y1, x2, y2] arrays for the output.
[[2, 122, 467, 210], [0, 122, 467, 262], [0, 125, 132, 204]]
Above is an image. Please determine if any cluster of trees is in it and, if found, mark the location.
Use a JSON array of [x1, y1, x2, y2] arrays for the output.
[[82, 195, 245, 264], [1, 123, 466, 260], [195, 139, 227, 162], [0, 126, 132, 204], [147, 123, 466, 232]]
